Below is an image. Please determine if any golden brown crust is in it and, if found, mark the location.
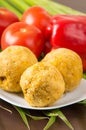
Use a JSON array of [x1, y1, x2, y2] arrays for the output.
[[20, 62, 65, 107], [0, 46, 37, 92], [42, 48, 83, 92]]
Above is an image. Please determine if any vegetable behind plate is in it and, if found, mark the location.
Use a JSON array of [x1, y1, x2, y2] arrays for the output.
[[1, 22, 45, 58], [45, 14, 86, 72], [0, 7, 19, 45]]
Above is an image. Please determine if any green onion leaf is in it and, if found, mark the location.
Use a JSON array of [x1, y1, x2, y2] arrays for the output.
[[83, 73, 86, 79], [43, 109, 74, 130], [44, 116, 56, 130], [0, 105, 12, 113], [24, 0, 84, 15], [0, 0, 22, 18], [55, 109, 74, 130], [6, 0, 29, 13], [79, 99, 86, 106], [26, 112, 48, 120], [14, 106, 30, 130]]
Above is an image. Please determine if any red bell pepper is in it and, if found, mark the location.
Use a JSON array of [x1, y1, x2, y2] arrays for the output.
[[45, 14, 86, 72]]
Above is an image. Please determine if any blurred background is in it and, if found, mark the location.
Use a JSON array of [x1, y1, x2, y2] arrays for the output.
[[54, 0, 86, 13]]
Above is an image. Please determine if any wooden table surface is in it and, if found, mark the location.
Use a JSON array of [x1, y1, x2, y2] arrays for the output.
[[0, 99, 86, 130], [0, 0, 86, 130]]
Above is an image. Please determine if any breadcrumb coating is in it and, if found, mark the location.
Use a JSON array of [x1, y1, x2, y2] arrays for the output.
[[20, 62, 65, 107], [42, 48, 83, 92], [0, 46, 37, 92]]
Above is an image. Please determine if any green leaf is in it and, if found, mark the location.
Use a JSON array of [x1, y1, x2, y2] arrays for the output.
[[26, 112, 48, 120], [56, 110, 74, 130], [6, 0, 29, 13], [83, 73, 86, 79], [43, 109, 74, 130], [43, 109, 60, 117], [79, 99, 86, 106], [24, 0, 84, 15], [0, 105, 12, 113], [14, 106, 30, 130], [43, 116, 56, 130], [0, 0, 22, 18]]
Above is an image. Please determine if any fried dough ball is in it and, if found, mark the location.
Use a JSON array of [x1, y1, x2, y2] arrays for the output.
[[0, 46, 37, 92], [20, 62, 65, 107], [42, 48, 83, 92]]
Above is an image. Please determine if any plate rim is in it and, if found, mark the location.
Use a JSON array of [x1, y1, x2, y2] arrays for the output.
[[0, 78, 86, 110]]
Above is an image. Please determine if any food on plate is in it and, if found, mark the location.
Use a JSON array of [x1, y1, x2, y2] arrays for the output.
[[42, 48, 83, 92], [0, 46, 37, 92], [20, 62, 65, 107]]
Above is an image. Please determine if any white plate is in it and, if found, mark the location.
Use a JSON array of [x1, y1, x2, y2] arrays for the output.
[[0, 78, 86, 110]]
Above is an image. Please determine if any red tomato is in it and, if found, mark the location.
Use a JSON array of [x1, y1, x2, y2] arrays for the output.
[[0, 8, 19, 40], [1, 22, 44, 58], [21, 6, 51, 34]]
